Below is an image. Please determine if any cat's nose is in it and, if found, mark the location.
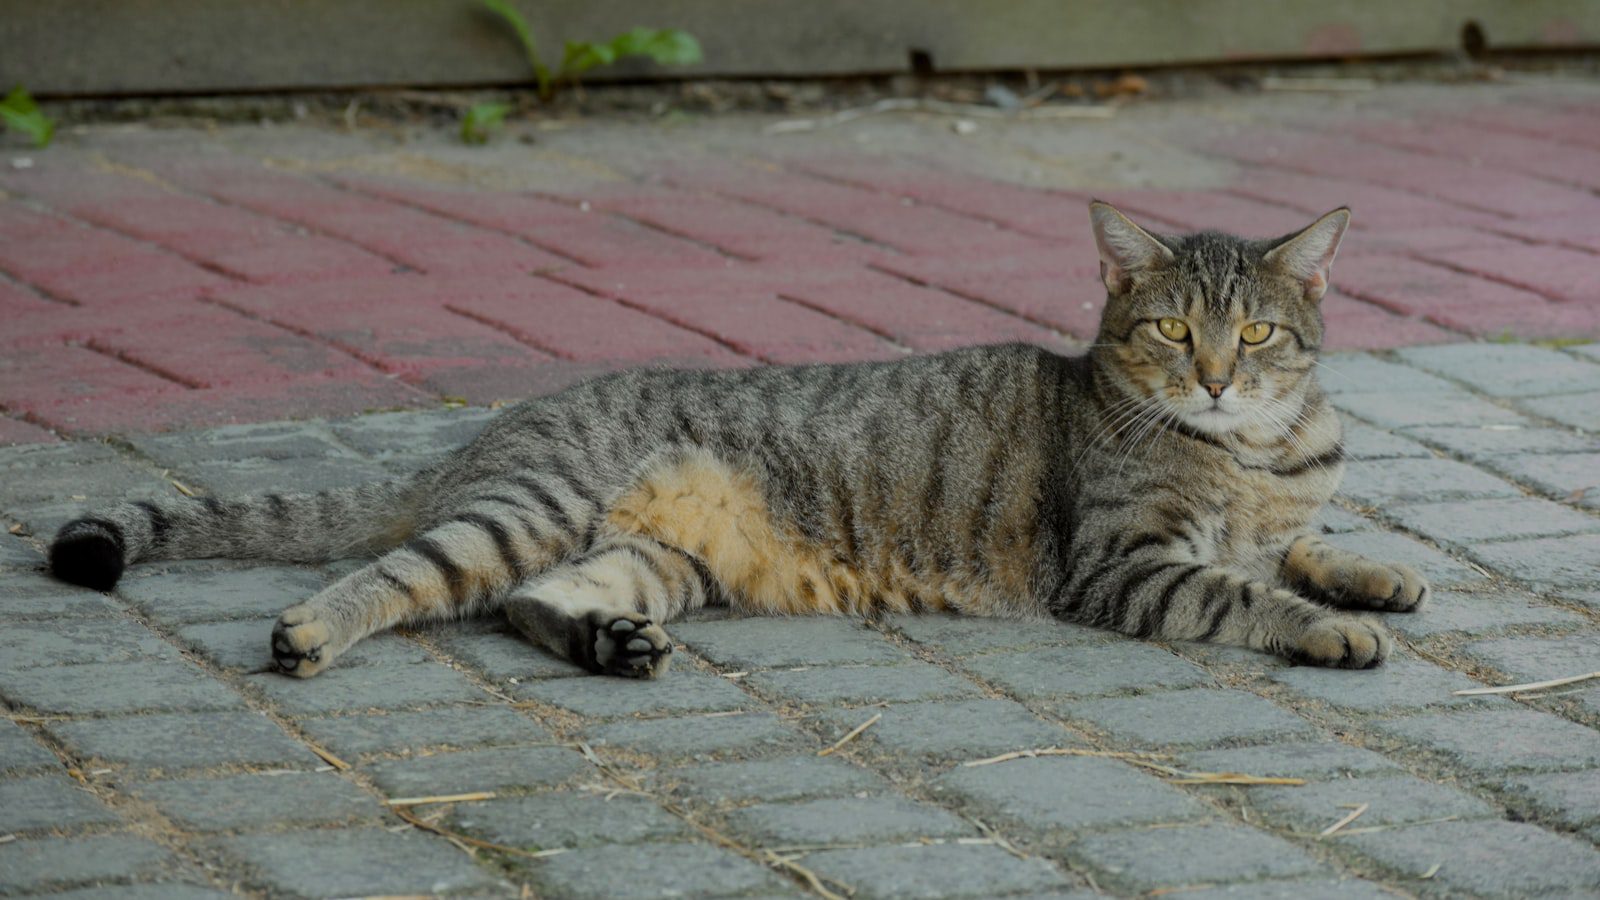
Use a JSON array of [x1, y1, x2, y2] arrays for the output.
[[1202, 380, 1230, 399]]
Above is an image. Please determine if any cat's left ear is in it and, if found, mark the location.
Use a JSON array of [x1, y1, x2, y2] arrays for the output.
[[1264, 207, 1350, 303]]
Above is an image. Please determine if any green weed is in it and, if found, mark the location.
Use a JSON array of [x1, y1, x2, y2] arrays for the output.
[[0, 86, 54, 148], [460, 102, 512, 144], [482, 1, 702, 99]]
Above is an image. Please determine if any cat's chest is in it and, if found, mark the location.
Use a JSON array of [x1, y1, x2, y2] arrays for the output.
[[1196, 458, 1337, 564]]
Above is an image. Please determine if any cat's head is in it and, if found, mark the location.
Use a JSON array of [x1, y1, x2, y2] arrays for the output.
[[1087, 200, 1348, 437]]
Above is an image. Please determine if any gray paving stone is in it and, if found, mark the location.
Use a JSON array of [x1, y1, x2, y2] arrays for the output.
[[1311, 504, 1374, 534], [657, 754, 888, 806], [1464, 634, 1600, 685], [0, 571, 119, 620], [585, 712, 803, 759], [1388, 497, 1600, 547], [181, 457, 395, 495], [127, 421, 352, 465], [804, 843, 1073, 899], [245, 661, 485, 714], [726, 796, 973, 844], [0, 458, 169, 510], [890, 612, 1105, 656], [1179, 740, 1401, 779], [672, 617, 907, 668], [1387, 589, 1586, 638], [215, 827, 504, 896], [0, 775, 120, 833], [1486, 452, 1600, 510], [29, 885, 237, 900], [1375, 708, 1600, 773], [962, 642, 1209, 699], [814, 698, 1076, 760], [330, 407, 493, 458], [515, 668, 751, 717], [1406, 424, 1598, 461], [449, 792, 691, 849], [50, 712, 316, 770], [1341, 419, 1432, 460], [744, 661, 980, 705], [1558, 587, 1600, 612], [935, 756, 1207, 831], [134, 771, 383, 831], [1318, 354, 1457, 395], [1267, 656, 1499, 712], [1338, 457, 1521, 506], [1337, 819, 1600, 897], [1467, 533, 1600, 589], [1057, 688, 1313, 747], [1518, 391, 1600, 431], [0, 531, 44, 567], [0, 835, 173, 894], [0, 618, 178, 667], [1333, 389, 1527, 429], [1499, 770, 1600, 829], [176, 618, 431, 670], [0, 660, 244, 715], [0, 719, 60, 776], [1069, 823, 1325, 892], [1396, 343, 1600, 398], [1245, 774, 1497, 834], [1154, 879, 1397, 899], [429, 626, 588, 680], [531, 842, 787, 899], [1320, 530, 1484, 587], [367, 745, 587, 796], [297, 705, 554, 760], [118, 565, 330, 624]]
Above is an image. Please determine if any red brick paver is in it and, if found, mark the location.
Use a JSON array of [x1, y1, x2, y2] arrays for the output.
[[1, 86, 1597, 442]]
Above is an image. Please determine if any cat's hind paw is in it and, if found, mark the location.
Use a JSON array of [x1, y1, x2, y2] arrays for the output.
[[1286, 616, 1391, 669], [272, 604, 336, 678], [590, 612, 672, 679]]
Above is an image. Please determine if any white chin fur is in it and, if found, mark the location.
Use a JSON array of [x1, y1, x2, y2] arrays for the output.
[[1180, 407, 1246, 434]]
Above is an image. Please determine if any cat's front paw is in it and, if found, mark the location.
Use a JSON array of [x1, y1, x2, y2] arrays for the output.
[[272, 604, 336, 678], [589, 612, 672, 679], [1287, 616, 1391, 669], [1363, 562, 1428, 612]]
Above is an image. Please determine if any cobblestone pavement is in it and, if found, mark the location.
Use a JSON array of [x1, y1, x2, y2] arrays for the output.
[[2, 341, 1599, 897]]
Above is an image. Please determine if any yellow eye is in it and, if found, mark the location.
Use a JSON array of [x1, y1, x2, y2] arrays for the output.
[[1157, 318, 1189, 342], [1241, 322, 1274, 345]]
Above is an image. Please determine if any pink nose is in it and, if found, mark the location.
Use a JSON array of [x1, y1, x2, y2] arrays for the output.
[[1203, 381, 1229, 399]]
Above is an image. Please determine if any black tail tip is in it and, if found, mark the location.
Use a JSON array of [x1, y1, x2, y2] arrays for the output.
[[49, 522, 125, 592]]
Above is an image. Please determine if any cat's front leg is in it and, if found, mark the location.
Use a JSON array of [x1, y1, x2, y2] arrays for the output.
[[1280, 534, 1429, 613], [1055, 539, 1391, 668]]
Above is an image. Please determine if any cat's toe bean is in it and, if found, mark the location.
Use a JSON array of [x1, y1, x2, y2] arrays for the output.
[[591, 613, 673, 679], [1290, 616, 1391, 669], [271, 605, 335, 678]]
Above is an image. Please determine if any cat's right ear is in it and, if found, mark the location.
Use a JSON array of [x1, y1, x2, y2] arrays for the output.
[[1089, 201, 1174, 296]]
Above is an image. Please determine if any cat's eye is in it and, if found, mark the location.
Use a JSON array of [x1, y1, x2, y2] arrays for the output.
[[1240, 322, 1274, 345], [1156, 318, 1189, 342]]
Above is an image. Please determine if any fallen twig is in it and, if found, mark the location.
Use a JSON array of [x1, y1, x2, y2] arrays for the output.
[[763, 849, 849, 900], [1420, 862, 1443, 880], [303, 740, 351, 771], [1164, 771, 1307, 786], [962, 747, 1169, 767], [387, 791, 497, 807], [1454, 671, 1600, 696], [1318, 802, 1370, 838], [391, 805, 566, 859], [818, 713, 881, 757]]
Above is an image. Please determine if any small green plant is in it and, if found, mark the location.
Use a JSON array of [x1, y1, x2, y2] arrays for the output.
[[0, 86, 54, 148], [482, 0, 702, 99], [460, 102, 512, 144]]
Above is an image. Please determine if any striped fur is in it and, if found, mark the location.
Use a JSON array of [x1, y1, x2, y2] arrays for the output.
[[49, 203, 1426, 677]]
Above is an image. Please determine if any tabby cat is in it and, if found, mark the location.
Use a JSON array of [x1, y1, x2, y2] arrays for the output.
[[48, 201, 1427, 678]]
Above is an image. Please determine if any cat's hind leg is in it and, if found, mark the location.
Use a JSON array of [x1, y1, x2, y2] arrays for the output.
[[273, 497, 577, 676], [1281, 534, 1429, 613], [505, 533, 720, 678]]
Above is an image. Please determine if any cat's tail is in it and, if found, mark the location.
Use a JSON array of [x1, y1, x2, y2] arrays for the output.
[[48, 481, 419, 592]]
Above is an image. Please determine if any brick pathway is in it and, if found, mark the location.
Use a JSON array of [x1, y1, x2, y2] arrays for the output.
[[2, 77, 1600, 897], [2, 80, 1599, 440]]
